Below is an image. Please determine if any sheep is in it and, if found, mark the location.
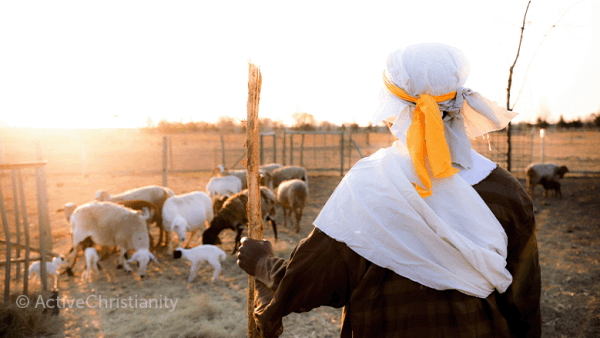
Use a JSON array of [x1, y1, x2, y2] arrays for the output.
[[540, 176, 562, 198], [81, 247, 101, 281], [259, 163, 283, 188], [206, 175, 243, 198], [64, 201, 157, 278], [202, 187, 277, 254], [63, 200, 159, 254], [173, 245, 226, 282], [29, 255, 66, 289], [214, 165, 266, 190], [162, 191, 214, 255], [95, 185, 175, 248], [525, 163, 569, 199], [271, 165, 308, 190], [212, 194, 229, 215], [276, 179, 309, 233]]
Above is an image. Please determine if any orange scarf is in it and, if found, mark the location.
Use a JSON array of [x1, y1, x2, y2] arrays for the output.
[[383, 73, 459, 198]]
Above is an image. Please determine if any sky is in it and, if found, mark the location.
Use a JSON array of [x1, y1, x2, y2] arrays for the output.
[[0, 0, 598, 129]]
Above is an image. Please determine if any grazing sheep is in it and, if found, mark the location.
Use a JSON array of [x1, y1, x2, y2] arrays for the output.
[[64, 200, 159, 251], [29, 255, 66, 288], [277, 179, 309, 233], [173, 245, 226, 282], [525, 163, 568, 199], [202, 187, 278, 254], [271, 166, 308, 189], [540, 177, 562, 198], [65, 201, 157, 278], [81, 247, 101, 281], [95, 185, 175, 248], [162, 191, 214, 255], [206, 175, 243, 198]]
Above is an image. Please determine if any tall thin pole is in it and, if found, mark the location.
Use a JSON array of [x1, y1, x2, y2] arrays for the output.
[[245, 62, 263, 338]]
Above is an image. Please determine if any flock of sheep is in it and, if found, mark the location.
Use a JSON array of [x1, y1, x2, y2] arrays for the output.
[[32, 163, 310, 286], [30, 160, 567, 287]]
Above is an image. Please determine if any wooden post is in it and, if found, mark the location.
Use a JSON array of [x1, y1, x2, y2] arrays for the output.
[[10, 170, 21, 281], [221, 135, 226, 168], [282, 131, 287, 166], [0, 182, 11, 303], [245, 62, 263, 338], [300, 133, 305, 167], [35, 143, 49, 292], [162, 137, 168, 187], [340, 132, 345, 176], [18, 170, 31, 296], [272, 133, 277, 163]]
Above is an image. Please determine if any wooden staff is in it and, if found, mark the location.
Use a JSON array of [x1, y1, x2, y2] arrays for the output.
[[246, 62, 263, 337]]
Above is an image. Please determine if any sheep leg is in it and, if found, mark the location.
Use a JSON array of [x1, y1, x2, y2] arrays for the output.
[[188, 261, 200, 282], [183, 229, 199, 249], [118, 246, 132, 272], [209, 259, 222, 281], [267, 216, 278, 240], [233, 226, 245, 255], [294, 208, 302, 233]]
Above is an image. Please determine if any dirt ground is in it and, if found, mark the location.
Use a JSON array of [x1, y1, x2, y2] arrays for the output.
[[4, 170, 600, 337]]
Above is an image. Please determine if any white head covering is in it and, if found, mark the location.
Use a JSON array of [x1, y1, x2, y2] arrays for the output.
[[314, 43, 517, 298], [372, 43, 517, 170]]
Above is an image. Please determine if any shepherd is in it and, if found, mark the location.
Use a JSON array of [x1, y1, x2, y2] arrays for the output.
[[237, 43, 541, 337]]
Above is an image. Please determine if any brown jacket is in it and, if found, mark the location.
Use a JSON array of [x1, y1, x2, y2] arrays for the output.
[[252, 167, 541, 337]]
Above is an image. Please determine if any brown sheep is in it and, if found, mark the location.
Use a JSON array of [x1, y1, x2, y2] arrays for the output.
[[525, 163, 568, 199]]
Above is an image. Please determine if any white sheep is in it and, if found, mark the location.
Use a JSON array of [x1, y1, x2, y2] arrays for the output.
[[277, 179, 309, 233], [525, 163, 569, 199], [162, 191, 214, 255], [271, 165, 308, 190], [206, 175, 243, 198], [29, 255, 66, 288], [95, 185, 175, 247], [65, 201, 157, 278], [81, 247, 100, 281], [173, 245, 226, 282], [214, 164, 266, 190]]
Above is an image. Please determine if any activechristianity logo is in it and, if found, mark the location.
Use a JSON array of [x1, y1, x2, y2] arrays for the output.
[[16, 294, 178, 312]]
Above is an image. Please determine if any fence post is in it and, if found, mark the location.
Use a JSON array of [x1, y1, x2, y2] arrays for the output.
[[273, 133, 277, 163], [300, 133, 305, 167], [540, 129, 546, 164], [260, 134, 264, 165], [35, 143, 50, 292], [18, 170, 31, 296], [290, 133, 294, 165], [282, 131, 287, 166], [0, 182, 11, 303], [220, 134, 226, 167], [11, 170, 21, 281], [340, 132, 345, 176], [162, 137, 168, 187]]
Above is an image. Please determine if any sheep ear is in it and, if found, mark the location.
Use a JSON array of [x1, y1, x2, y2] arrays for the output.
[[140, 207, 151, 221]]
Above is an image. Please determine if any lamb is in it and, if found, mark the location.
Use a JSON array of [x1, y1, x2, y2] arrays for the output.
[[271, 165, 308, 190], [525, 163, 568, 199], [81, 247, 101, 281], [212, 194, 229, 215], [277, 179, 309, 233], [64, 201, 158, 278], [539, 176, 562, 198], [95, 185, 175, 248], [29, 255, 66, 288], [162, 191, 214, 255], [206, 175, 243, 198], [202, 187, 278, 254], [173, 245, 226, 282]]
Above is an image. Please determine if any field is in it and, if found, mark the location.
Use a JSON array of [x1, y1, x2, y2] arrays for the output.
[[1, 128, 599, 337]]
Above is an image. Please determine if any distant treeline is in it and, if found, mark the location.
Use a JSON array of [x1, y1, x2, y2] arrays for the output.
[[142, 112, 600, 134]]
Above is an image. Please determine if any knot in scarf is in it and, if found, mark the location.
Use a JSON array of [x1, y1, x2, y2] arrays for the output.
[[383, 72, 459, 198]]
